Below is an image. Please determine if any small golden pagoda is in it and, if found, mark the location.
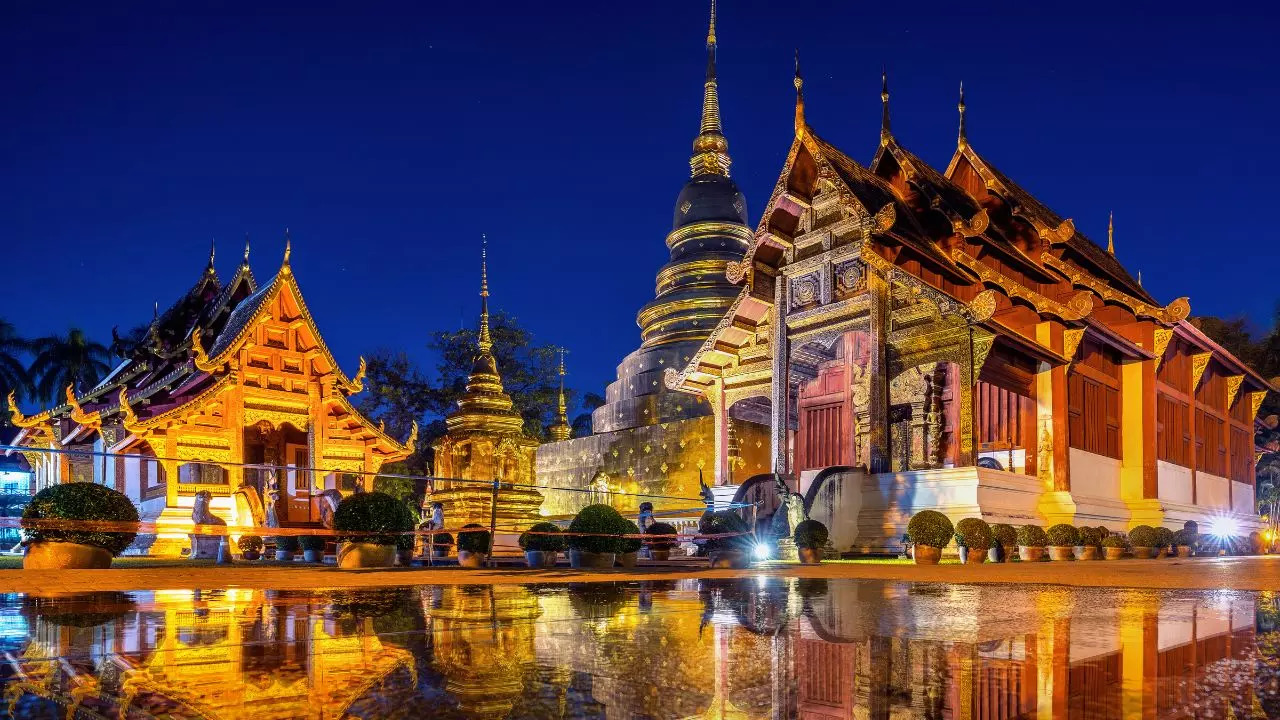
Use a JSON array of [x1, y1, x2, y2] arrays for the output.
[[547, 349, 571, 442], [429, 238, 543, 532]]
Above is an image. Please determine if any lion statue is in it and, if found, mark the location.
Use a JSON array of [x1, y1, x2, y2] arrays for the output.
[[189, 490, 229, 560]]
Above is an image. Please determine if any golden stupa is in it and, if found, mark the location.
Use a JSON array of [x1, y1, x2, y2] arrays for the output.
[[429, 237, 543, 534]]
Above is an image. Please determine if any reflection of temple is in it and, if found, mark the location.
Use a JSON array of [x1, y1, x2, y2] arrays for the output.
[[429, 243, 543, 530], [5, 241, 412, 555], [535, 3, 769, 517], [665, 58, 1275, 550]]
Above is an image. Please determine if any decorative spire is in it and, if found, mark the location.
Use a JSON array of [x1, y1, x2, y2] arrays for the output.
[[243, 233, 251, 265], [880, 66, 891, 139], [477, 235, 492, 354], [1107, 211, 1115, 255], [281, 229, 292, 273], [207, 238, 216, 273], [549, 347, 571, 441], [1138, 269, 1143, 287], [957, 81, 967, 146], [690, 0, 730, 177], [794, 49, 806, 136]]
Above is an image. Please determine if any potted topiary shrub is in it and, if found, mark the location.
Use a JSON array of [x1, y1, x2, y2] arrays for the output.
[[1172, 528, 1197, 558], [793, 519, 829, 564], [273, 535, 299, 561], [428, 532, 453, 559], [519, 522, 564, 568], [456, 524, 492, 568], [1102, 534, 1128, 560], [703, 510, 751, 568], [1075, 526, 1102, 561], [1046, 523, 1079, 561], [395, 531, 415, 566], [645, 522, 679, 561], [1152, 526, 1174, 558], [1016, 524, 1048, 562], [954, 518, 993, 564], [333, 491, 416, 569], [21, 483, 140, 569], [299, 535, 326, 563], [237, 535, 263, 561], [617, 521, 643, 568], [1128, 525, 1157, 558], [906, 510, 953, 565], [567, 504, 630, 568], [989, 523, 1017, 563]]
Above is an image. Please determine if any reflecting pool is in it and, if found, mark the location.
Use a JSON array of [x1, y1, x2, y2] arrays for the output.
[[0, 580, 1276, 718]]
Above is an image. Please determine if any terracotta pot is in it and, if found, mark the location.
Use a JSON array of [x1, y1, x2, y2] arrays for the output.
[[457, 550, 487, 568], [275, 551, 293, 562], [988, 545, 1007, 563], [395, 550, 414, 566], [1018, 546, 1045, 562], [913, 545, 942, 565], [798, 547, 822, 565], [525, 550, 547, 568], [963, 547, 988, 564], [1176, 546, 1193, 558], [1156, 547, 1169, 559], [1104, 547, 1126, 560], [650, 548, 671, 561], [337, 542, 396, 569], [431, 547, 449, 559], [708, 549, 748, 569], [241, 550, 261, 561], [1131, 546, 1153, 559], [569, 549, 615, 569], [616, 551, 639, 568], [1073, 545, 1100, 561], [1048, 546, 1075, 561], [24, 541, 113, 569], [302, 549, 323, 563]]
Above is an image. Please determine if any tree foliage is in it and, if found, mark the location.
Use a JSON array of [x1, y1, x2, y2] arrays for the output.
[[0, 318, 31, 411], [27, 328, 113, 404]]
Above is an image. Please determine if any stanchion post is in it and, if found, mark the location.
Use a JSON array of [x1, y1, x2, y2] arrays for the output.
[[487, 479, 499, 568]]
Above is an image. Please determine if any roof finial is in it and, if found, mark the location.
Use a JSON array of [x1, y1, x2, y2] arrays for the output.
[[1137, 269, 1143, 287], [282, 229, 292, 272], [794, 49, 806, 136], [957, 81, 967, 146], [243, 233, 251, 265], [880, 66, 891, 139], [1106, 211, 1115, 255], [690, 0, 730, 177], [478, 234, 492, 353], [207, 238, 216, 272]]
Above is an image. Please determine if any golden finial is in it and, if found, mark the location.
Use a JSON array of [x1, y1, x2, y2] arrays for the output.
[[1138, 269, 1143, 286], [340, 356, 366, 395], [690, 0, 730, 177], [281, 229, 292, 272], [880, 66, 891, 138], [1107, 211, 1115, 255], [405, 420, 419, 452], [549, 347, 571, 441], [957, 81, 967, 146], [243, 233, 251, 265], [192, 326, 220, 372], [794, 49, 806, 136], [477, 235, 492, 354], [6, 391, 26, 428], [65, 384, 101, 429], [207, 238, 216, 272], [707, 0, 716, 45]]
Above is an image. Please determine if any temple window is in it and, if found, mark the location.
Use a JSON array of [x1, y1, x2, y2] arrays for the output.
[[1067, 339, 1121, 459], [139, 450, 166, 501], [1194, 365, 1230, 478], [976, 348, 1036, 473], [178, 462, 228, 485]]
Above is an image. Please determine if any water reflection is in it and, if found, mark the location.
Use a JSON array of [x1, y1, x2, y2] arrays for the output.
[[0, 580, 1275, 719]]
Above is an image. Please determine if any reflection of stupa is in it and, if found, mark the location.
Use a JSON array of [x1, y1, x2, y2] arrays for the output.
[[430, 238, 544, 530]]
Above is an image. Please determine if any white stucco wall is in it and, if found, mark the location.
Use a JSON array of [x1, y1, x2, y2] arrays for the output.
[[1231, 481, 1255, 516], [1157, 460, 1194, 504], [1196, 472, 1231, 510], [1068, 448, 1121, 500]]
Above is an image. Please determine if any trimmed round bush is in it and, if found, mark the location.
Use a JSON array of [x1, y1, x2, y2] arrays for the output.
[[430, 532, 454, 550], [702, 510, 751, 553], [1046, 523, 1079, 547], [1078, 526, 1103, 548], [1016, 525, 1048, 547], [519, 522, 566, 552], [237, 535, 263, 553], [906, 510, 954, 549], [619, 520, 643, 554], [1127, 525, 1157, 547], [645, 522, 679, 550], [793, 519, 829, 550], [273, 535, 299, 553], [21, 482, 139, 556], [333, 491, 415, 546], [1152, 526, 1174, 548], [457, 523, 492, 554], [991, 523, 1018, 550], [1095, 526, 1110, 539], [1102, 535, 1128, 548], [567, 504, 631, 554], [1172, 528, 1198, 547], [954, 518, 994, 550], [299, 535, 326, 552]]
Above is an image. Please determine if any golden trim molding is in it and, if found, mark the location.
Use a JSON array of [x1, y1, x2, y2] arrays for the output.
[[1153, 327, 1174, 363], [952, 251, 1091, 321], [1041, 253, 1189, 325], [1190, 352, 1212, 387]]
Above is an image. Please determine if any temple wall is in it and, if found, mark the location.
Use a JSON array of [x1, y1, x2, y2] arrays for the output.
[[1068, 448, 1121, 500], [534, 416, 770, 518], [1157, 461, 1194, 505], [1232, 481, 1254, 515], [1195, 471, 1231, 510]]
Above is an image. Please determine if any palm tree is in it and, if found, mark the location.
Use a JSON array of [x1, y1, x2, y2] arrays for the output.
[[27, 328, 113, 404], [0, 318, 31, 409]]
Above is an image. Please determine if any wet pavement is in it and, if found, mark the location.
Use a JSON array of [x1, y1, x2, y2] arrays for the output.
[[0, 579, 1275, 718]]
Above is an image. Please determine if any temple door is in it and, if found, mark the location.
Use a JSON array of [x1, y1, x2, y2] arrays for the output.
[[284, 444, 312, 524], [796, 363, 851, 472]]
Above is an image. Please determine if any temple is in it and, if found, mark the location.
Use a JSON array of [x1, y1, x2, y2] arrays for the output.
[[428, 239, 543, 530], [664, 66, 1276, 551], [536, 1, 770, 516], [5, 238, 413, 555]]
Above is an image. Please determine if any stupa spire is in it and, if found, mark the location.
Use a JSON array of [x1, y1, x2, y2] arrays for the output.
[[690, 0, 731, 177], [477, 234, 492, 354], [549, 347, 571, 441]]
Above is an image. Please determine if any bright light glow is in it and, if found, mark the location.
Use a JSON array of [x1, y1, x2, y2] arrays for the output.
[[1206, 515, 1241, 538], [752, 543, 772, 560]]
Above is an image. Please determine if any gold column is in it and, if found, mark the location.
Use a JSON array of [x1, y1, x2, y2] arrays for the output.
[[1034, 322, 1076, 524], [1119, 593, 1158, 720], [1122, 323, 1162, 527], [708, 379, 729, 485], [865, 269, 890, 472]]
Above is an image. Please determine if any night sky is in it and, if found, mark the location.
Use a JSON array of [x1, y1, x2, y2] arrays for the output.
[[3, 1, 1276, 413]]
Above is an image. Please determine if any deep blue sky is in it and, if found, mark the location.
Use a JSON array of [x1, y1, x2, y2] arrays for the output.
[[3, 1, 1276, 411]]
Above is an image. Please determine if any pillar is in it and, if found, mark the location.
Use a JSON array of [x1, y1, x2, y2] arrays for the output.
[[709, 379, 729, 486], [771, 276, 791, 476], [1122, 324, 1162, 528], [1034, 322, 1075, 524], [1119, 593, 1159, 720], [865, 269, 890, 473]]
